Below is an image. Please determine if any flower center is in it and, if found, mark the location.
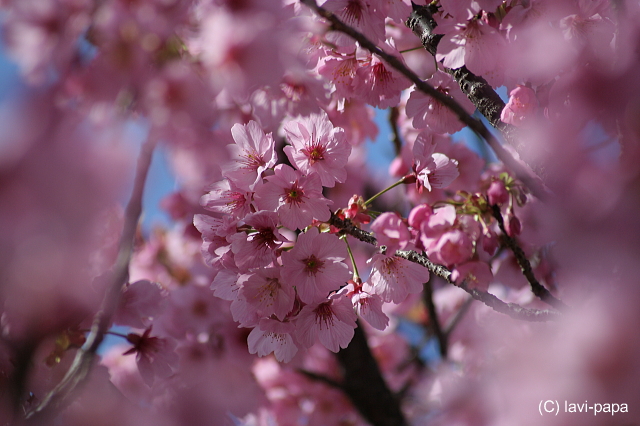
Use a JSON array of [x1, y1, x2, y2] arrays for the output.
[[303, 254, 325, 275]]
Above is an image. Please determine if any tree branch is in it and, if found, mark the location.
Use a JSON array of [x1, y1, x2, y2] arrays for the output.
[[422, 278, 448, 358], [490, 204, 568, 310], [301, 0, 548, 200], [25, 137, 157, 420], [336, 323, 408, 426], [389, 106, 403, 156], [329, 213, 561, 322], [405, 4, 519, 146]]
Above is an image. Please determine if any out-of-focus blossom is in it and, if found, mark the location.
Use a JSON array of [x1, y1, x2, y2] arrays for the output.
[[500, 85, 539, 127]]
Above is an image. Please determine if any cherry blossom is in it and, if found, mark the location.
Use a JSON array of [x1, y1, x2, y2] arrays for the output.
[[405, 71, 475, 134], [370, 212, 411, 254], [113, 280, 168, 329], [123, 327, 179, 386], [451, 261, 493, 291], [500, 85, 539, 127], [295, 293, 357, 352], [344, 282, 389, 331], [364, 253, 425, 304], [240, 266, 294, 321], [283, 111, 352, 187], [281, 227, 351, 304], [224, 120, 276, 190], [200, 179, 255, 219], [412, 131, 460, 192], [322, 0, 386, 47], [248, 318, 299, 363], [255, 164, 331, 230], [230, 211, 287, 271], [353, 44, 412, 109]]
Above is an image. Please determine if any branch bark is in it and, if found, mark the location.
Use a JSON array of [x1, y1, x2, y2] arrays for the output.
[[25, 137, 157, 421], [490, 204, 568, 310], [336, 323, 408, 426], [329, 213, 561, 322], [301, 0, 548, 200]]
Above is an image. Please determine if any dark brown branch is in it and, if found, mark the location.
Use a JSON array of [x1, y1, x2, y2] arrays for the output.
[[423, 278, 448, 358], [26, 138, 157, 420], [395, 250, 561, 322], [296, 369, 344, 390], [389, 106, 403, 156], [336, 323, 408, 426], [490, 204, 569, 311], [329, 213, 560, 321], [301, 0, 548, 200], [405, 4, 519, 146]]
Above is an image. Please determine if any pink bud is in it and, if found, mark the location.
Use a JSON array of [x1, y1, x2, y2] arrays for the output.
[[487, 180, 509, 205], [505, 214, 522, 237], [408, 204, 433, 229]]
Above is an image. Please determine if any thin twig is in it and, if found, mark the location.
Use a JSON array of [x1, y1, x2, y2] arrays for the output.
[[422, 277, 447, 358], [296, 369, 344, 390], [328, 214, 561, 321], [490, 204, 569, 310], [300, 0, 548, 200], [26, 137, 157, 420], [389, 106, 403, 156]]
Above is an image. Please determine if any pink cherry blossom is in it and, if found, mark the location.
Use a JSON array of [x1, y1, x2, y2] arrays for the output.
[[200, 179, 255, 219], [240, 266, 294, 321], [353, 44, 412, 109], [364, 253, 426, 304], [436, 17, 506, 86], [428, 228, 474, 267], [224, 120, 276, 190], [281, 227, 351, 303], [451, 261, 493, 291], [322, 0, 386, 47], [317, 50, 359, 100], [248, 318, 299, 363], [123, 327, 178, 386], [230, 211, 287, 271], [344, 283, 389, 331], [283, 111, 352, 187], [113, 280, 168, 329], [487, 179, 509, 205], [500, 85, 539, 127], [254, 164, 331, 230], [370, 212, 411, 254], [295, 293, 357, 352], [405, 71, 475, 134], [412, 131, 460, 192]]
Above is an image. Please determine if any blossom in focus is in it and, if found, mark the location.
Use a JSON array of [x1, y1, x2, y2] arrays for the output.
[[284, 111, 351, 187], [224, 120, 276, 190], [295, 293, 357, 352], [281, 227, 351, 304], [255, 164, 331, 230], [240, 266, 294, 321], [230, 211, 287, 271]]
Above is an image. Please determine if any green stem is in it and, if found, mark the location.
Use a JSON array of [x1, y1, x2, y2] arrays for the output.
[[399, 46, 425, 54], [341, 235, 360, 280], [364, 178, 406, 207]]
